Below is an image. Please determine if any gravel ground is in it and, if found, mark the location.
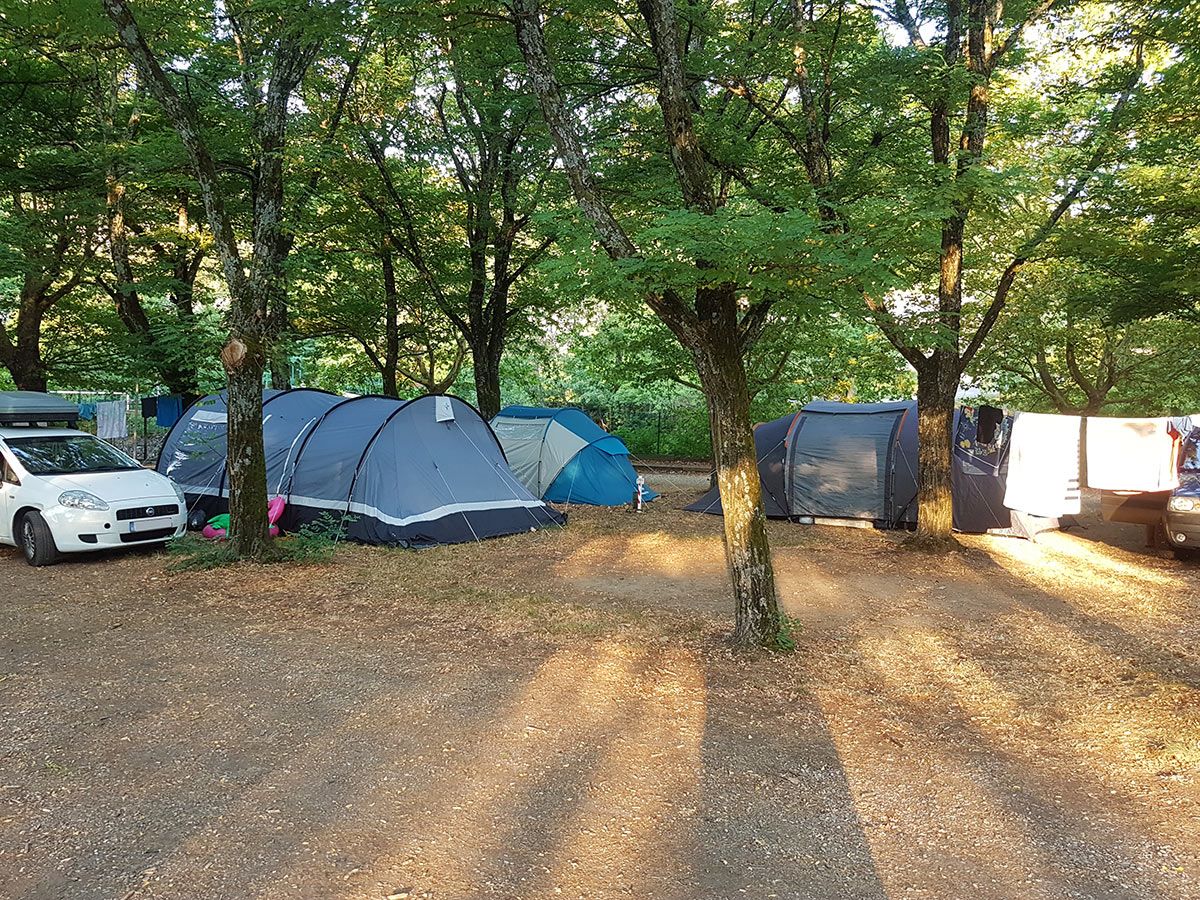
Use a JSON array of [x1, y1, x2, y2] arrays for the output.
[[1, 481, 1197, 899]]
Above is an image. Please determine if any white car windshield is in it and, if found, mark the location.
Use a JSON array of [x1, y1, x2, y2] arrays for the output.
[[5, 435, 142, 475]]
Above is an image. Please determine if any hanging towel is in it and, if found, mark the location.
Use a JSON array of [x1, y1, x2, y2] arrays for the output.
[[1003, 412, 1082, 518], [96, 400, 127, 440], [141, 396, 158, 420], [78, 402, 96, 422], [1085, 417, 1181, 492], [156, 395, 183, 428]]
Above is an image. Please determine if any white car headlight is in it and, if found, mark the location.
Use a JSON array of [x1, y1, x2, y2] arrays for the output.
[[171, 481, 186, 506], [59, 490, 109, 511], [1169, 496, 1198, 512]]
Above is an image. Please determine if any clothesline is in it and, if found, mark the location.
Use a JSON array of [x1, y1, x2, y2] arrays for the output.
[[968, 407, 1197, 520]]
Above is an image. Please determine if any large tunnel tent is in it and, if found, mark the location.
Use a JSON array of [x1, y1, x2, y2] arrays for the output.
[[687, 400, 1033, 534], [491, 406, 658, 507], [157, 389, 565, 546]]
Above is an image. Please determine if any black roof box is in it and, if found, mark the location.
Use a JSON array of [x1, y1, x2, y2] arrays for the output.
[[0, 391, 80, 426]]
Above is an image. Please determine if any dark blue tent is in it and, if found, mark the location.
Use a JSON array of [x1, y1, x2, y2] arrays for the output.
[[491, 406, 657, 506], [157, 389, 565, 546], [687, 400, 1020, 533]]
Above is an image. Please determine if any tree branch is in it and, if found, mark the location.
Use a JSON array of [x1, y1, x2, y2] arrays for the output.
[[959, 49, 1144, 369], [102, 0, 245, 297]]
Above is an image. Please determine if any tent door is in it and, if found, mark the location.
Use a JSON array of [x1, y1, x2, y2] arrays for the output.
[[787, 411, 904, 520]]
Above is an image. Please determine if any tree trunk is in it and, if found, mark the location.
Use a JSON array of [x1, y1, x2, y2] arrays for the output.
[[14, 371, 48, 392], [268, 341, 292, 390], [3, 300, 49, 392], [221, 328, 270, 558], [381, 243, 401, 398], [381, 367, 399, 398], [7, 343, 48, 392], [102, 0, 309, 563], [165, 196, 203, 395], [512, 0, 779, 648], [694, 337, 780, 648], [472, 342, 503, 419], [914, 358, 958, 543]]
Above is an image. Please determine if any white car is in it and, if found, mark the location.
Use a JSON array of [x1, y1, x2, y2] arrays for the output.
[[0, 426, 187, 566]]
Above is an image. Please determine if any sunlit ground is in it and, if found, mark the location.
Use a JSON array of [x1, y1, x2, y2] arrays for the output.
[[0, 490, 1197, 898]]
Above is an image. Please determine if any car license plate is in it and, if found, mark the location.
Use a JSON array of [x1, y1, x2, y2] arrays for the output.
[[129, 517, 173, 533]]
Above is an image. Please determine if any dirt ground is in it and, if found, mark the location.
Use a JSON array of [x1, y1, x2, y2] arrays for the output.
[[2, 474, 1199, 900]]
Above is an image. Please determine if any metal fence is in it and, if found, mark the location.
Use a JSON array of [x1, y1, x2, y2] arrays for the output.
[[576, 402, 712, 460]]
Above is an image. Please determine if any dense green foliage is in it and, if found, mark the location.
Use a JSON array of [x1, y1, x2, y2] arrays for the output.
[[2, 0, 1197, 448]]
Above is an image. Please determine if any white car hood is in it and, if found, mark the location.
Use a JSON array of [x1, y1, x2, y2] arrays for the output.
[[43, 469, 178, 504]]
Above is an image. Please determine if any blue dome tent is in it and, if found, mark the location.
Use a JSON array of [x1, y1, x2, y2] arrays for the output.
[[157, 389, 565, 546], [490, 406, 657, 506]]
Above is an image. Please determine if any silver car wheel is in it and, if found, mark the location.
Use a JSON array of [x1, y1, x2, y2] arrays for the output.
[[22, 518, 36, 559]]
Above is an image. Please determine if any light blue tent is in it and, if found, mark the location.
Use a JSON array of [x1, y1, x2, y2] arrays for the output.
[[491, 406, 657, 506]]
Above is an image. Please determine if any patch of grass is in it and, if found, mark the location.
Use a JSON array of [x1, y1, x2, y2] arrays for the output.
[[774, 614, 802, 653], [167, 534, 237, 571], [271, 512, 352, 563], [167, 512, 353, 571]]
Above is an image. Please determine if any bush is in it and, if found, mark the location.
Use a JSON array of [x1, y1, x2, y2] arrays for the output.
[[272, 512, 352, 563]]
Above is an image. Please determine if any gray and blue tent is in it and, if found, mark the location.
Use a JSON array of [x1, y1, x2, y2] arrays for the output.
[[157, 389, 565, 546], [687, 399, 1038, 535], [490, 406, 657, 506]]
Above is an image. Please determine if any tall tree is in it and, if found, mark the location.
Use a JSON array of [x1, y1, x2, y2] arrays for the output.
[[103, 0, 334, 556], [856, 2, 1143, 541], [512, 0, 811, 647], [99, 74, 211, 396], [0, 6, 104, 390], [706, 0, 1148, 540], [265, 26, 366, 389], [349, 18, 557, 419], [0, 194, 100, 390]]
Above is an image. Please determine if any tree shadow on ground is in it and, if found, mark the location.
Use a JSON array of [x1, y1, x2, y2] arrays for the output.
[[1, 582, 890, 900], [252, 639, 888, 899], [800, 535, 1200, 898]]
